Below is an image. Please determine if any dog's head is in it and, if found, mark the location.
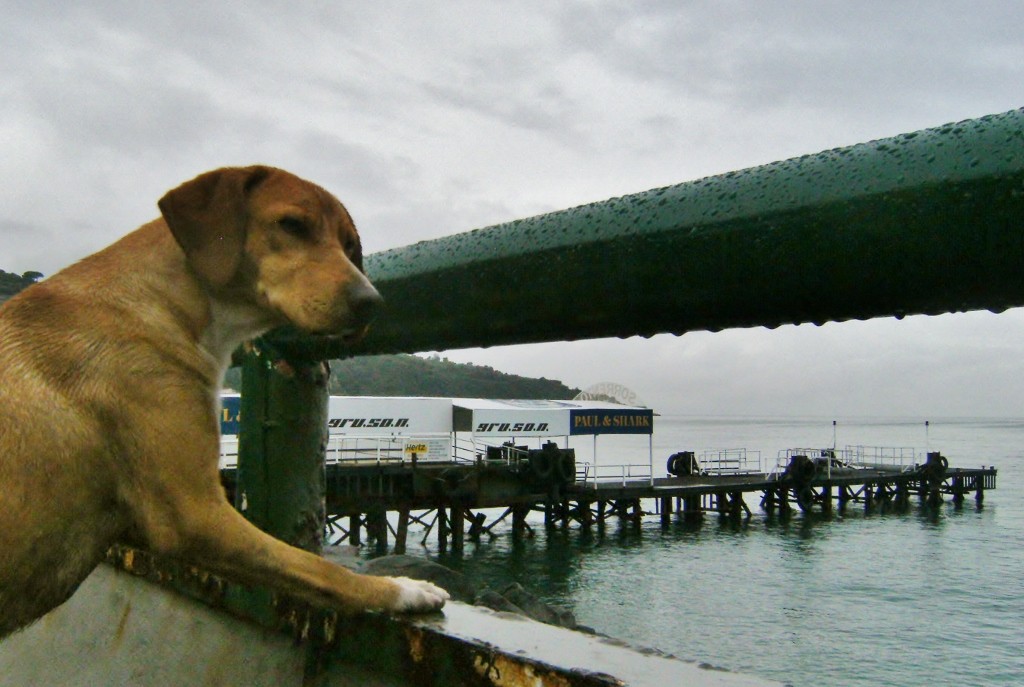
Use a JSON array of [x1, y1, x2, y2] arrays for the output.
[[158, 165, 383, 341]]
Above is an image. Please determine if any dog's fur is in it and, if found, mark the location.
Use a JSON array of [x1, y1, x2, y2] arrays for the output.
[[0, 166, 448, 639]]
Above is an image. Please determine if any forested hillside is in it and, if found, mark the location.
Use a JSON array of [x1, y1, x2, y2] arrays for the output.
[[327, 354, 578, 398], [0, 269, 43, 303], [224, 353, 579, 399]]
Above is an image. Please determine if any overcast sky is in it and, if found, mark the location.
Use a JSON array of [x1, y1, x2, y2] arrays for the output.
[[2, 1, 1022, 417]]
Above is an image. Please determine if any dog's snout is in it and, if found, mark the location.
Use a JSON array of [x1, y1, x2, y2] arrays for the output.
[[350, 281, 384, 325]]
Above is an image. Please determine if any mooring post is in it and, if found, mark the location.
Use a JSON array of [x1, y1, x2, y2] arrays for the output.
[[237, 345, 327, 554]]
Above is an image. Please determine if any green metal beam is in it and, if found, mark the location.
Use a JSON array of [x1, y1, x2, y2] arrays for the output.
[[286, 107, 1023, 360]]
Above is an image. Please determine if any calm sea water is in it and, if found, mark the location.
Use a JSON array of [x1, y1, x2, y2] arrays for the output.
[[425, 415, 1023, 687]]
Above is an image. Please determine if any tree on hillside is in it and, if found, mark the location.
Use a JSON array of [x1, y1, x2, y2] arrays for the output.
[[327, 354, 578, 398], [0, 270, 43, 300], [221, 353, 579, 399]]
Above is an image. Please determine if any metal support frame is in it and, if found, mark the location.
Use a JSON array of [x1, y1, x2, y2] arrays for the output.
[[278, 107, 1024, 360]]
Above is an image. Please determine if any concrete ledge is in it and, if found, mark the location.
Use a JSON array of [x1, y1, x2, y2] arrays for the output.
[[0, 563, 782, 686], [0, 565, 390, 687]]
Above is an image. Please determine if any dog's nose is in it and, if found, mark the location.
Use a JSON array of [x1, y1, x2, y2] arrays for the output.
[[349, 281, 384, 325]]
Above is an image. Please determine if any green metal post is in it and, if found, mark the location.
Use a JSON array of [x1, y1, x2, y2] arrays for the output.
[[236, 343, 328, 554]]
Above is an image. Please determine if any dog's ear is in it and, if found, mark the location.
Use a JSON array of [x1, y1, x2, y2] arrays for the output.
[[158, 166, 270, 288]]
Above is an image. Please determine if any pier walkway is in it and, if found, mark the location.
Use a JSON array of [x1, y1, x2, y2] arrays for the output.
[[220, 447, 998, 553]]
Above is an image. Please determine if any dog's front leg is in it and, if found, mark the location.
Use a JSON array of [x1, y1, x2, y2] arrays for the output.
[[163, 501, 449, 614], [123, 407, 448, 615]]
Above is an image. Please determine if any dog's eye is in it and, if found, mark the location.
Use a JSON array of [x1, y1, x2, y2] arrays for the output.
[[277, 216, 309, 237]]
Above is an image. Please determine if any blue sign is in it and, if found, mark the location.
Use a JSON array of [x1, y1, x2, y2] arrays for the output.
[[221, 395, 241, 436], [569, 408, 653, 435]]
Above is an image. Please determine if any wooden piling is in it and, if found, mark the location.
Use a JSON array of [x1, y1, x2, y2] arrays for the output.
[[836, 486, 848, 512], [451, 507, 465, 552], [580, 500, 593, 528], [438, 508, 449, 552], [683, 495, 702, 523], [350, 514, 362, 546], [952, 475, 965, 507], [660, 496, 673, 526], [369, 507, 388, 555], [778, 490, 792, 518], [395, 510, 409, 554], [512, 504, 528, 537]]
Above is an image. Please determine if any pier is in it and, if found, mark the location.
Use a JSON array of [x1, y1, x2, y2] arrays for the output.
[[220, 440, 998, 554]]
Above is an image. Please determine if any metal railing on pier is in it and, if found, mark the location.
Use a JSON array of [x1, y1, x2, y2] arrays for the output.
[[697, 448, 765, 476], [768, 445, 924, 480], [576, 462, 654, 488]]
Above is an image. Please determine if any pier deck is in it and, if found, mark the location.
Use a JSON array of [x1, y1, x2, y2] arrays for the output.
[[221, 455, 997, 552]]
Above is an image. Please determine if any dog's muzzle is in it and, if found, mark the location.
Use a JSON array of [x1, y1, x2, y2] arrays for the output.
[[341, 281, 384, 343]]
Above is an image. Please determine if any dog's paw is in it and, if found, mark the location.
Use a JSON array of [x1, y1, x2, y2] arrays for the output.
[[390, 576, 450, 613]]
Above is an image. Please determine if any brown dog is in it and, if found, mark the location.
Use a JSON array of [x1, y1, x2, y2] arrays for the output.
[[0, 166, 448, 639]]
